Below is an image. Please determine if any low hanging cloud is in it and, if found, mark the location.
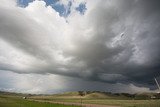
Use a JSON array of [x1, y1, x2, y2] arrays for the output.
[[0, 70, 151, 94], [0, 0, 160, 93]]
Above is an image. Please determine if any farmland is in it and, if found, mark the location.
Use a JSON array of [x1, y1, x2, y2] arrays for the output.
[[0, 91, 160, 107], [0, 92, 79, 107]]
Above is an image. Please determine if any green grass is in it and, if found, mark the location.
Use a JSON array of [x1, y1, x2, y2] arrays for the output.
[[0, 95, 79, 107], [1, 92, 160, 107], [81, 99, 160, 107], [29, 96, 160, 107]]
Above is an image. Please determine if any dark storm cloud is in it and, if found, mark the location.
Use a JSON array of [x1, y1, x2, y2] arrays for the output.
[[62, 0, 160, 86], [0, 0, 160, 89]]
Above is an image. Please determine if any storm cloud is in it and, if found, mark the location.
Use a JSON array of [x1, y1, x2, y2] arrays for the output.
[[0, 0, 160, 93]]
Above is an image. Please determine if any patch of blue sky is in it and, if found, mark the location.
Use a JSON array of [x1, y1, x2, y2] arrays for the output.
[[52, 4, 66, 16], [76, 2, 87, 15], [17, 0, 34, 7], [17, 0, 86, 17], [17, 0, 58, 7], [17, 0, 70, 16], [51, 1, 72, 17], [43, 0, 68, 16]]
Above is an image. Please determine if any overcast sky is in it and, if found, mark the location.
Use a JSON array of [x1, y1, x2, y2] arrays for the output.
[[0, 0, 160, 94]]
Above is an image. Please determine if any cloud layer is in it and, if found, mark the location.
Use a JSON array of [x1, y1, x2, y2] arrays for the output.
[[0, 0, 160, 93]]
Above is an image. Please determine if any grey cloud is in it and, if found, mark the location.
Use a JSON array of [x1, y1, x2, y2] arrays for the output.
[[0, 8, 51, 60], [0, 70, 152, 94], [63, 0, 160, 86], [0, 0, 160, 91]]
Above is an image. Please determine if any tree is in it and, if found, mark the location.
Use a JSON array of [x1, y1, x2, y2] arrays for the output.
[[78, 91, 86, 96]]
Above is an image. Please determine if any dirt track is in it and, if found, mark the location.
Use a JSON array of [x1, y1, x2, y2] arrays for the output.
[[54, 102, 120, 107], [33, 100, 120, 107]]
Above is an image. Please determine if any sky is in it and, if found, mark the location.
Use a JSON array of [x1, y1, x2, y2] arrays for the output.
[[0, 0, 160, 94]]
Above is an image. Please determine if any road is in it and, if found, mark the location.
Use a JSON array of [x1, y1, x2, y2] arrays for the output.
[[33, 100, 120, 107]]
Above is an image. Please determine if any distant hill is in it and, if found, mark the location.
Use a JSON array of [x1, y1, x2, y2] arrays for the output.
[[45, 91, 135, 100], [47, 91, 160, 100], [1, 91, 160, 100], [0, 91, 34, 98]]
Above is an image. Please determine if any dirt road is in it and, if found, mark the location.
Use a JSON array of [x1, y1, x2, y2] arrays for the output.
[[54, 102, 120, 107], [33, 100, 120, 107]]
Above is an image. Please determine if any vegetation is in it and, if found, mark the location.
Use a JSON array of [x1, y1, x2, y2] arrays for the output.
[[29, 91, 160, 107], [0, 93, 79, 107], [0, 91, 160, 107]]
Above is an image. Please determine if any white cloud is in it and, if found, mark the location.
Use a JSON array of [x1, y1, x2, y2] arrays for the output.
[[0, 0, 160, 93], [0, 70, 68, 94]]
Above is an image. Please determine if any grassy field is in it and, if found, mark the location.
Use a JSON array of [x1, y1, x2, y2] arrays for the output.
[[0, 93, 79, 107], [30, 98, 160, 107], [0, 91, 160, 107], [29, 92, 160, 107], [80, 99, 160, 107]]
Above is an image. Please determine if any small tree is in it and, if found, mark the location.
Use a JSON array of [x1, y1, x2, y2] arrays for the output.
[[78, 91, 86, 96]]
